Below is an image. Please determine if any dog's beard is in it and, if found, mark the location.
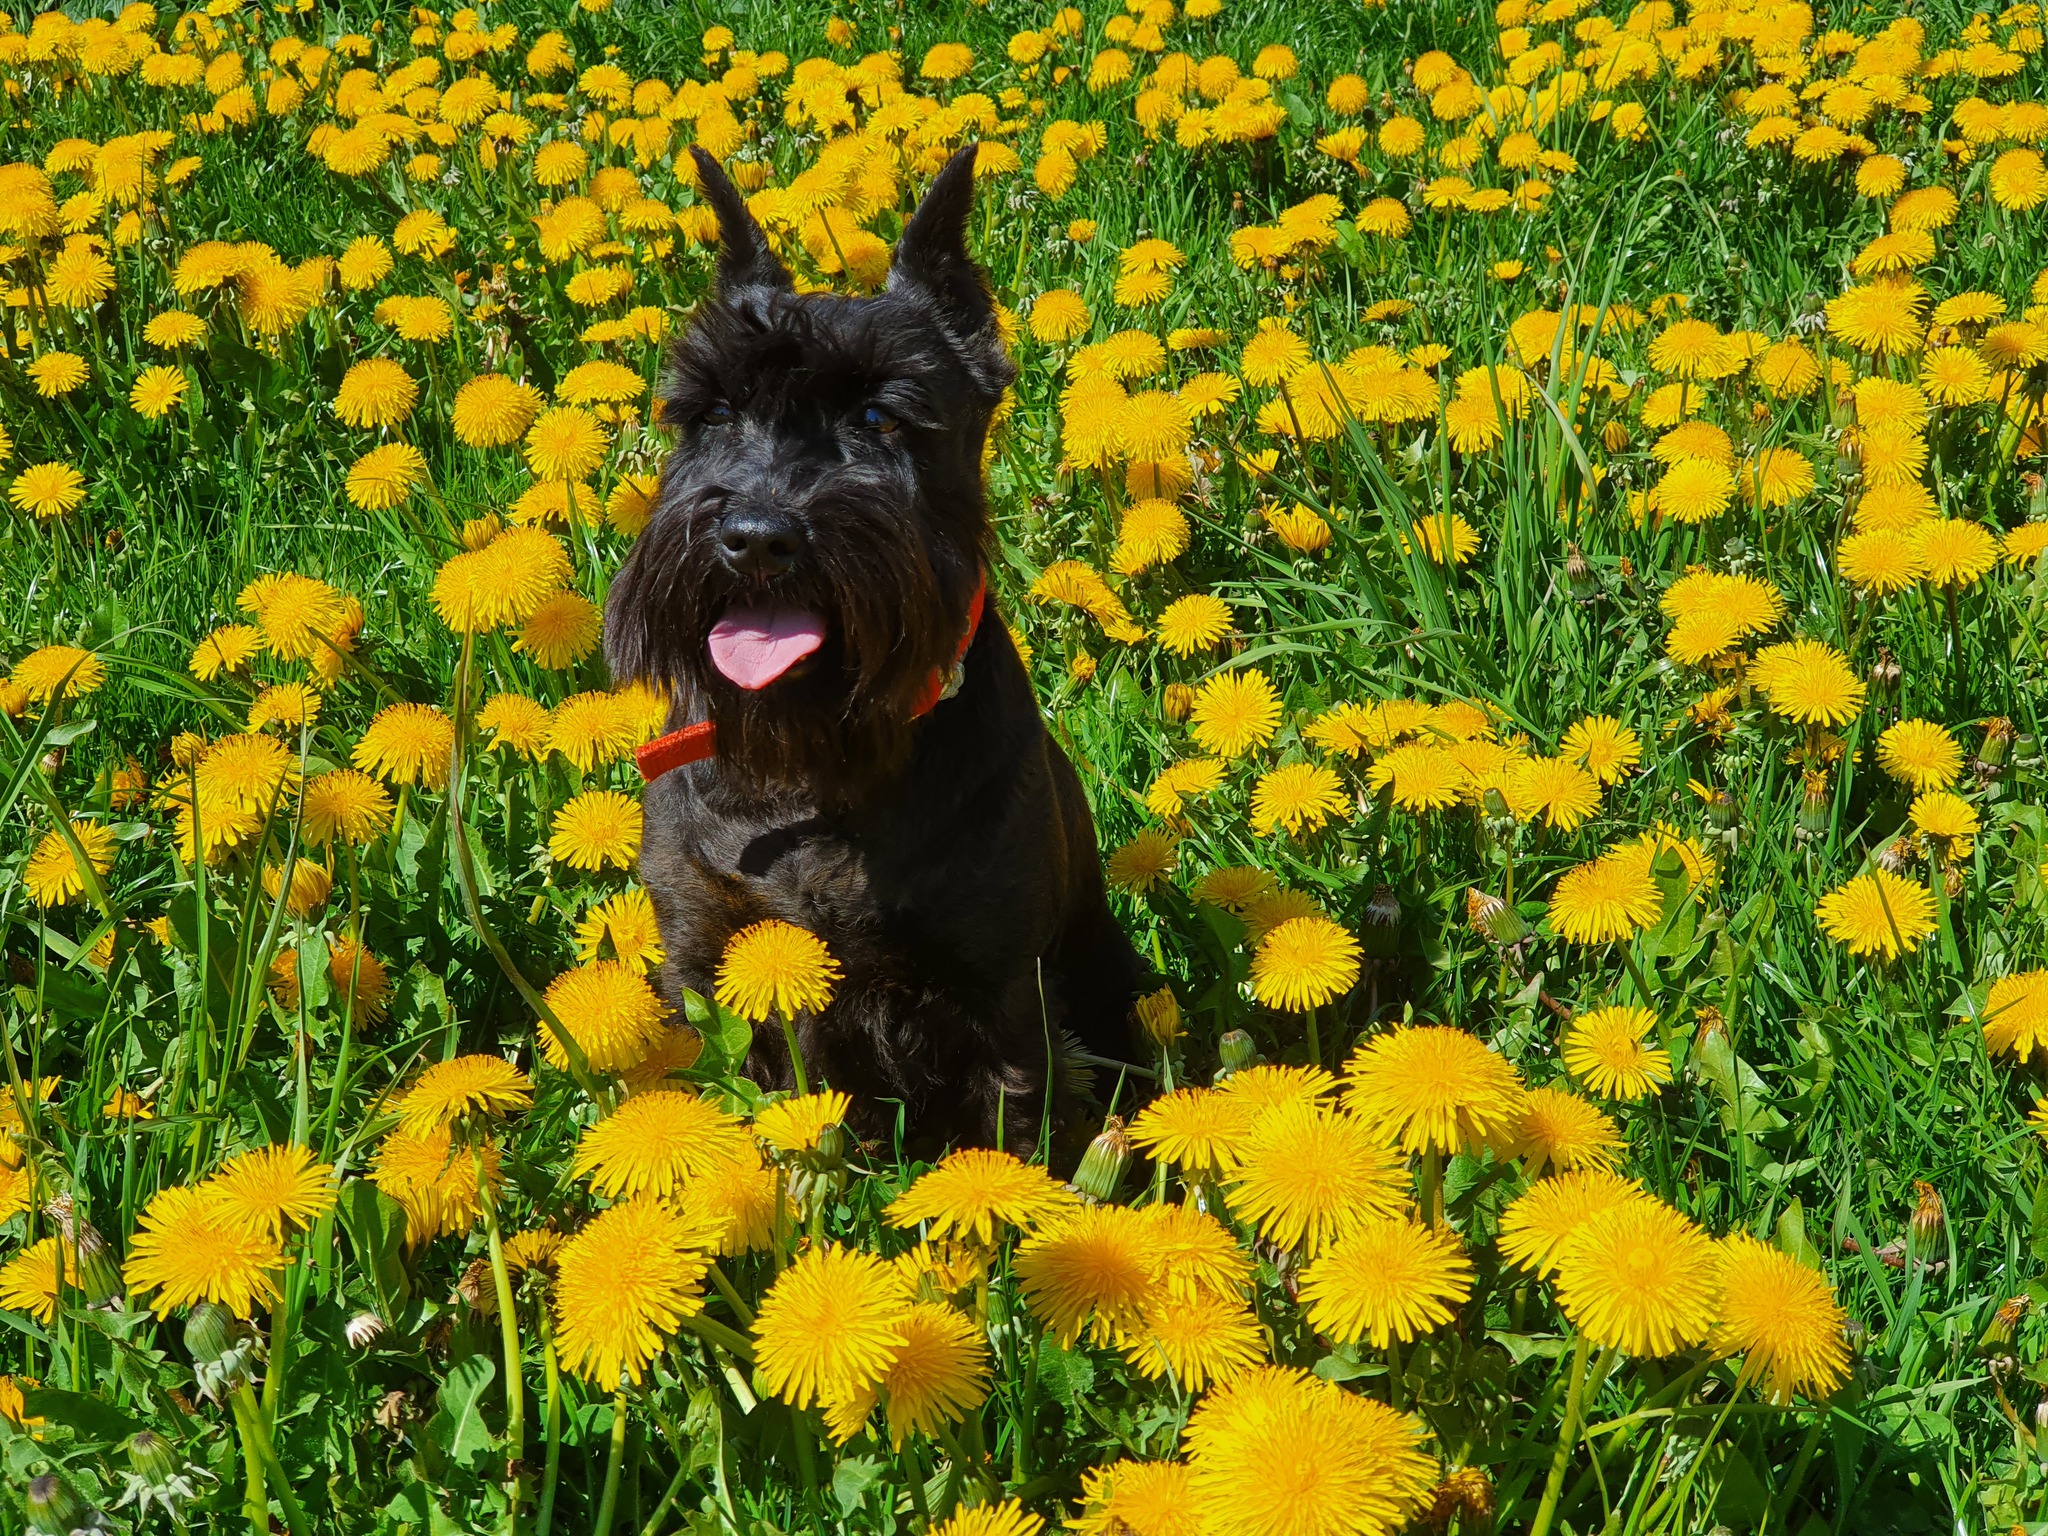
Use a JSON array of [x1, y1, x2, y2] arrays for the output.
[[609, 490, 973, 808]]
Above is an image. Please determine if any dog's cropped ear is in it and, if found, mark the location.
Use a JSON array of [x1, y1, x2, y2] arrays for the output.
[[889, 143, 994, 334], [689, 145, 791, 294]]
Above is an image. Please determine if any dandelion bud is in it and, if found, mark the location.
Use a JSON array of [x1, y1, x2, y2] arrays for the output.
[[42, 1196, 120, 1304], [1216, 1029, 1260, 1074], [71, 1224, 122, 1305], [1841, 1316, 1867, 1353], [1072, 1117, 1131, 1203], [1980, 716, 2017, 770], [25, 1472, 90, 1536], [1134, 985, 1182, 1048], [455, 1258, 496, 1315], [184, 1301, 259, 1402], [1426, 1466, 1496, 1527], [1361, 883, 1401, 957], [1983, 1294, 2029, 1350], [125, 1430, 179, 1486], [1565, 541, 1597, 597], [1945, 864, 1965, 899], [1700, 787, 1736, 833], [183, 1301, 233, 1364], [1910, 1180, 1945, 1248], [1600, 420, 1630, 453], [1693, 1005, 1726, 1049], [1466, 887, 1526, 946], [1796, 770, 1832, 838], [1160, 682, 1195, 722], [345, 1312, 388, 1349]]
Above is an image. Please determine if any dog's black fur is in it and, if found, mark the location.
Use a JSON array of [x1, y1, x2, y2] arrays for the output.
[[605, 143, 1144, 1152]]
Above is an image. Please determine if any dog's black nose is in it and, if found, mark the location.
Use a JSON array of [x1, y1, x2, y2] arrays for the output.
[[717, 508, 804, 577]]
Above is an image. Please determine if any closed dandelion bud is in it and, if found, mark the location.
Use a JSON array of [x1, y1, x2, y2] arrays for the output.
[[1134, 985, 1182, 1047], [1481, 784, 1512, 819], [1701, 787, 1736, 833], [183, 1300, 234, 1364], [1981, 716, 2016, 769], [1216, 1028, 1260, 1074], [1983, 1294, 2029, 1350], [814, 1122, 845, 1163], [1842, 1316, 1868, 1353], [1796, 770, 1832, 837], [184, 1300, 258, 1402], [1426, 1466, 1496, 1527], [1565, 541, 1597, 597], [71, 1223, 122, 1305], [1361, 883, 1401, 957], [455, 1258, 495, 1314], [26, 1472, 89, 1536], [1466, 887, 1526, 945], [125, 1430, 179, 1486], [345, 1312, 388, 1349], [1600, 420, 1630, 453], [1694, 1005, 1726, 1049], [1945, 864, 1965, 899], [1072, 1117, 1131, 1203], [1911, 1180, 1945, 1248], [1161, 681, 1195, 722]]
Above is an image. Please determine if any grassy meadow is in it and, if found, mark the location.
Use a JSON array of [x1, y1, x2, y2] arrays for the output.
[[3, 0, 2048, 1533]]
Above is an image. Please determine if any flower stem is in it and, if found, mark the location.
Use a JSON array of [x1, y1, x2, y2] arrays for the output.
[[475, 1146, 527, 1535], [536, 1306, 563, 1536], [705, 1260, 755, 1327], [1418, 1149, 1443, 1229], [1527, 1334, 1590, 1536], [232, 1382, 310, 1536], [594, 1388, 631, 1536], [778, 1007, 810, 1096]]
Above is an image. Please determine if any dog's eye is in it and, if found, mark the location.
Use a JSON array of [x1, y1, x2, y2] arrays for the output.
[[863, 405, 899, 434], [703, 401, 735, 426]]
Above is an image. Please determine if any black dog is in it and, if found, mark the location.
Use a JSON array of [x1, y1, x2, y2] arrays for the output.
[[604, 143, 1143, 1152]]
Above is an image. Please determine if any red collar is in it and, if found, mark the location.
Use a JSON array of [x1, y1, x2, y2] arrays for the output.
[[634, 570, 988, 784]]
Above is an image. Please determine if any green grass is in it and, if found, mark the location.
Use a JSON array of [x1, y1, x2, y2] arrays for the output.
[[3, 0, 2048, 1533]]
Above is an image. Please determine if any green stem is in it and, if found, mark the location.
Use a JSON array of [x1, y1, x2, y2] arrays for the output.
[[1418, 1150, 1443, 1229], [705, 1261, 754, 1328], [682, 1311, 756, 1361], [1767, 1415, 1826, 1532], [1638, 1379, 1743, 1536], [537, 1306, 563, 1536], [232, 1382, 310, 1536], [778, 1008, 810, 1096], [1527, 1335, 1590, 1536], [637, 1460, 692, 1536], [789, 1410, 827, 1534], [595, 1389, 631, 1536], [234, 1384, 267, 1535], [476, 1147, 527, 1535]]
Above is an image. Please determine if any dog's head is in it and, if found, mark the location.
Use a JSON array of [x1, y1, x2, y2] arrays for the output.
[[607, 144, 1016, 805]]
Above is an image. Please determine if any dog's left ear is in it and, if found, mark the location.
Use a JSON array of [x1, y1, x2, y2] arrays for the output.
[[889, 144, 994, 335]]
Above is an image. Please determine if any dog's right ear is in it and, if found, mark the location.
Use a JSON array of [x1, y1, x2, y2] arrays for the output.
[[689, 145, 791, 294], [889, 144, 994, 336]]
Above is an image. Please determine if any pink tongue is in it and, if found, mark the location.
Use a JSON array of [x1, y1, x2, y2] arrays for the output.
[[708, 606, 827, 689]]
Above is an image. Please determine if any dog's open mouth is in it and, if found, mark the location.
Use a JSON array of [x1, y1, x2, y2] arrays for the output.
[[708, 604, 827, 689]]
